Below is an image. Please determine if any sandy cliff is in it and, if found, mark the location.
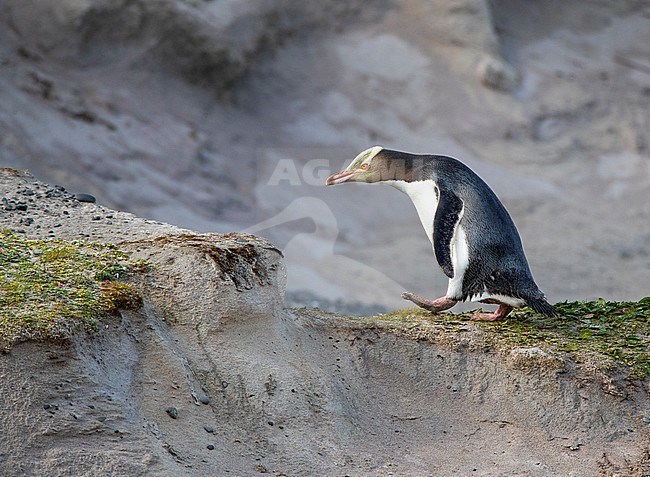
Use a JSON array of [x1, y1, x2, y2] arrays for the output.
[[1, 170, 649, 476]]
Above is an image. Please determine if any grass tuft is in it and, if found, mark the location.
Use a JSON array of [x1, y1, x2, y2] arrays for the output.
[[0, 229, 146, 347]]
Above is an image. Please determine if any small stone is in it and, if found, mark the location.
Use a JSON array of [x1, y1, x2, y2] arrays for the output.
[[198, 395, 211, 405], [203, 425, 214, 433], [206, 444, 215, 450], [91, 216, 101, 221], [477, 56, 520, 92], [642, 417, 650, 424], [74, 193, 96, 203], [15, 204, 28, 211], [166, 407, 178, 419]]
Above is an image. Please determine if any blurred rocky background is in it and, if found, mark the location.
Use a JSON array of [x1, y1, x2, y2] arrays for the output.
[[1, 0, 649, 313]]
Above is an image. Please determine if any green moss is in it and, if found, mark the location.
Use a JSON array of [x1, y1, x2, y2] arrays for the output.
[[0, 230, 146, 347], [371, 298, 650, 378]]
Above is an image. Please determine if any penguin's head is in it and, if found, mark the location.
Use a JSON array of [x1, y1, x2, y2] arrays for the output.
[[325, 146, 385, 186]]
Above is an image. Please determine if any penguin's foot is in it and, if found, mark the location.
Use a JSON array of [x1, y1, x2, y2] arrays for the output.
[[401, 292, 457, 313], [470, 304, 513, 321]]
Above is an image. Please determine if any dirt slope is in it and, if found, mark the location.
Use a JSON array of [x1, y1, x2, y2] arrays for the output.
[[1, 169, 649, 476]]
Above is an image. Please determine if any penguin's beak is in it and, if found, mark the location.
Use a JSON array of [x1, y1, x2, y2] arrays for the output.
[[325, 169, 356, 186]]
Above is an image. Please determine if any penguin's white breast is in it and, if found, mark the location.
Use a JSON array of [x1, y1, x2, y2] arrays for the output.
[[446, 213, 469, 299], [386, 180, 438, 247], [387, 179, 471, 299]]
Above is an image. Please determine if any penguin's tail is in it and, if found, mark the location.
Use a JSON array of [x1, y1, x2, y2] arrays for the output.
[[526, 297, 558, 318]]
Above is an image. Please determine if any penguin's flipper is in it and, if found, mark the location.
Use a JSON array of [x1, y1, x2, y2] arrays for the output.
[[433, 189, 464, 278]]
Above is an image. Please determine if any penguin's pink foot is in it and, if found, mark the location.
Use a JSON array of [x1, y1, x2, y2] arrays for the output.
[[401, 292, 457, 313], [470, 304, 513, 321]]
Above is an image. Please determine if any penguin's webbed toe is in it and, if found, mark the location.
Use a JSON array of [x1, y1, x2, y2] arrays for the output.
[[401, 292, 457, 313]]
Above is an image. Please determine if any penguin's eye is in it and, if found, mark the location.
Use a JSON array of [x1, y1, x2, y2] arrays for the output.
[[360, 163, 369, 170]]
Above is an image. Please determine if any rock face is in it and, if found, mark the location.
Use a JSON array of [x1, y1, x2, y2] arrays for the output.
[[1, 172, 650, 476]]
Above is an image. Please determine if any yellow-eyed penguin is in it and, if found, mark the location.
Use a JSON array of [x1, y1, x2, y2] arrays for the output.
[[325, 146, 557, 321]]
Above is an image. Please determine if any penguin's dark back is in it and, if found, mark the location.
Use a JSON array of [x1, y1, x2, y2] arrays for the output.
[[426, 155, 532, 273]]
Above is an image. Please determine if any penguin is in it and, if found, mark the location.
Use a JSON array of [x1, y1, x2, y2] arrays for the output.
[[325, 146, 557, 320]]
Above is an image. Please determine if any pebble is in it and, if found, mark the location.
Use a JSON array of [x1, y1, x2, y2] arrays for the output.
[[166, 407, 179, 419], [206, 444, 215, 450], [198, 395, 211, 405], [642, 417, 650, 424], [477, 56, 520, 92], [203, 425, 214, 433], [0, 197, 30, 212], [74, 193, 96, 203]]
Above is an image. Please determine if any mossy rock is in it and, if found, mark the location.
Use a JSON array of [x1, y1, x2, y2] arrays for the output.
[[0, 230, 146, 348]]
